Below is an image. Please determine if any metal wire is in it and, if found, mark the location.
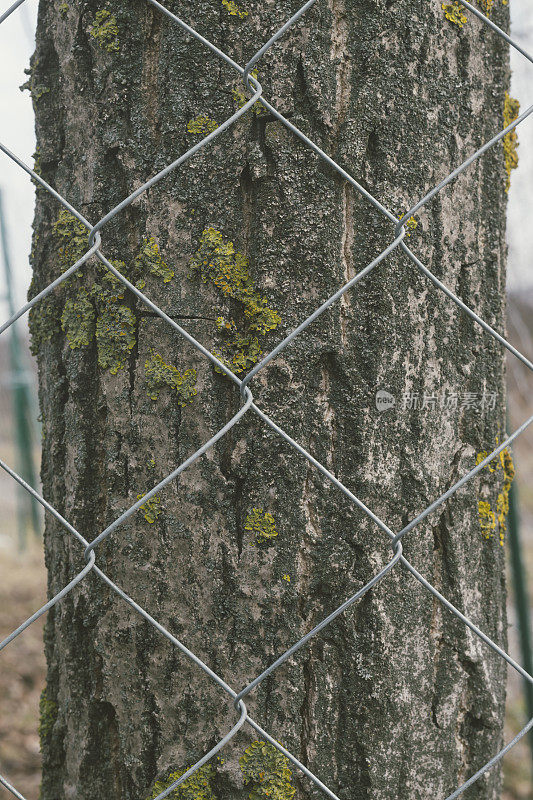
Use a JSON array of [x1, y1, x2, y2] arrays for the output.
[[0, 0, 532, 798]]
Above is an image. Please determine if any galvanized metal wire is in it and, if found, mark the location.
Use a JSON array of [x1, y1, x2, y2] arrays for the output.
[[1, 1, 532, 798]]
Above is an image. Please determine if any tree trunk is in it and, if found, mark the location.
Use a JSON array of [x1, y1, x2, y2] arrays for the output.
[[29, 0, 512, 798]]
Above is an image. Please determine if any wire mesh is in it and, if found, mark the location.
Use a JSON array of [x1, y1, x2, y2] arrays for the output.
[[0, 1, 532, 798]]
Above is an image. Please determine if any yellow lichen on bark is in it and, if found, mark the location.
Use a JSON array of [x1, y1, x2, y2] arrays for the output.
[[442, 0, 506, 28], [503, 92, 520, 192], [476, 445, 515, 545], [222, 0, 248, 18], [441, 2, 467, 27]]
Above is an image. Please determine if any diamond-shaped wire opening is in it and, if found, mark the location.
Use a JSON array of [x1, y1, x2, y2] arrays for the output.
[[1, 0, 533, 798]]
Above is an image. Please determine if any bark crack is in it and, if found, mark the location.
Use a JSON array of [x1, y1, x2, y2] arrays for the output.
[[328, 0, 352, 147], [138, 311, 218, 321], [141, 6, 162, 142], [339, 183, 355, 349]]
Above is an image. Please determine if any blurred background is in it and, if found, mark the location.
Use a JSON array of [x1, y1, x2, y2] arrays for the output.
[[0, 1, 533, 797]]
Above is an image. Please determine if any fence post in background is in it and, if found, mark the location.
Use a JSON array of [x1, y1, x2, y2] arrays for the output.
[[507, 456, 533, 758], [0, 186, 40, 547]]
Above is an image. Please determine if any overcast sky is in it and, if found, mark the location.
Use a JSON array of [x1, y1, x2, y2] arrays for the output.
[[0, 0, 531, 317]]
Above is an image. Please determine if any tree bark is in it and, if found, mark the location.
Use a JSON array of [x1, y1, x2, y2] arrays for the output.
[[29, 0, 512, 798]]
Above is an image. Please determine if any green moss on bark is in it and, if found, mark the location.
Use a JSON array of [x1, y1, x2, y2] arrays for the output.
[[189, 228, 280, 374], [144, 350, 197, 406], [61, 288, 95, 349], [95, 304, 136, 373], [135, 237, 174, 284], [38, 687, 58, 750], [52, 210, 89, 274], [90, 10, 120, 53]]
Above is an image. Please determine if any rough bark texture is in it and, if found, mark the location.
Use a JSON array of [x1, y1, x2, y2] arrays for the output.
[[30, 0, 512, 798]]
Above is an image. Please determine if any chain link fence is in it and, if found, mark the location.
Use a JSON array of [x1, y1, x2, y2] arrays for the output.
[[1, 0, 533, 798]]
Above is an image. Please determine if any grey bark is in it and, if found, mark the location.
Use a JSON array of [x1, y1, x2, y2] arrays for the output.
[[30, 0, 511, 798]]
